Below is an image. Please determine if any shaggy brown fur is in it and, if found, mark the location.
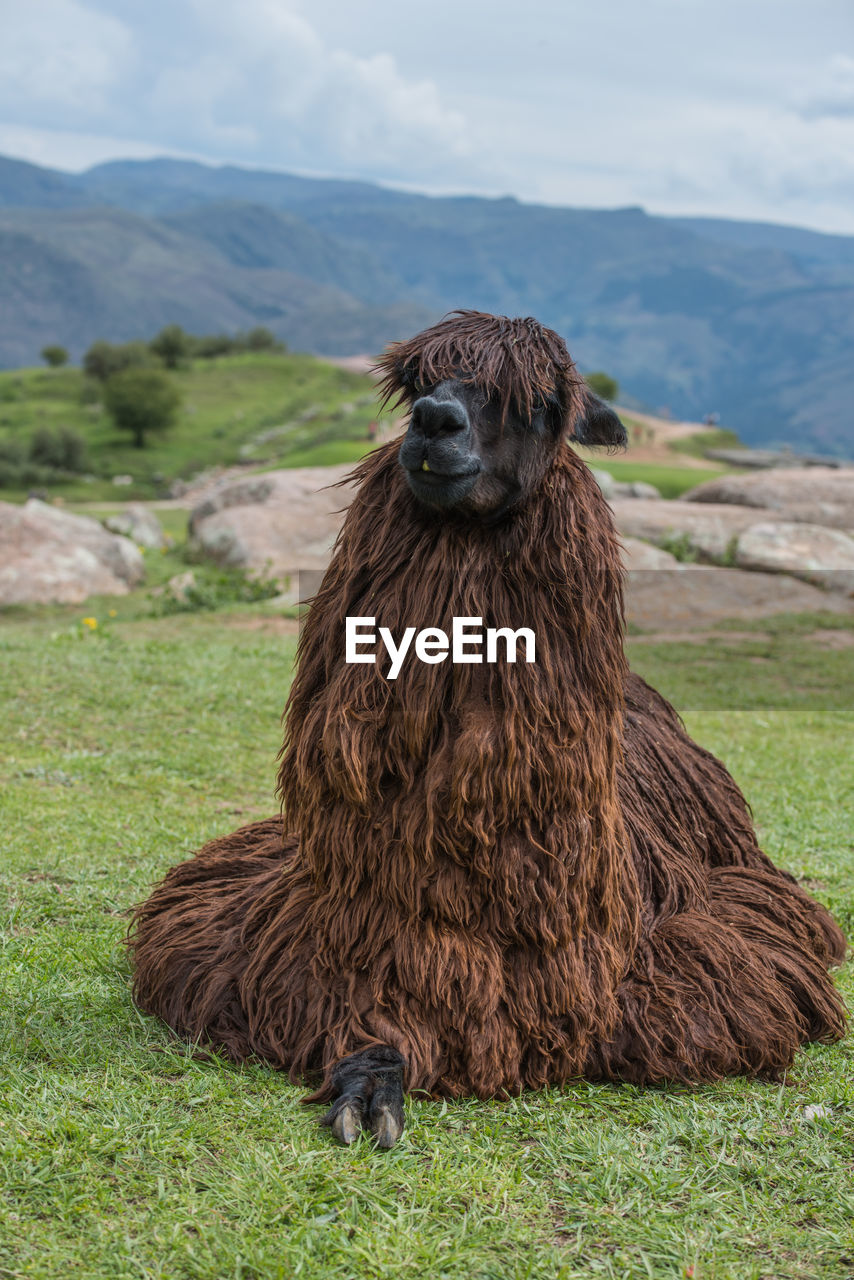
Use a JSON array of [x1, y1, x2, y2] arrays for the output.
[[131, 313, 846, 1105], [375, 309, 587, 426]]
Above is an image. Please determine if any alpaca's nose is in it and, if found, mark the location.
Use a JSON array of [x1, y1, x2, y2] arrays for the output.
[[410, 395, 469, 439]]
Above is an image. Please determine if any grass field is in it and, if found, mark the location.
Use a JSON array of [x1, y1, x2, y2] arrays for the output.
[[0, 355, 388, 502], [0, 358, 736, 506], [577, 457, 732, 499], [1, 586, 852, 1280]]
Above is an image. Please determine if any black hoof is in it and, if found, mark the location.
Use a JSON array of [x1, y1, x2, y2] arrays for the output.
[[320, 1046, 406, 1149]]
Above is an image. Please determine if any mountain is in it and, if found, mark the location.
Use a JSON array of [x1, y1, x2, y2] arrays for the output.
[[0, 155, 88, 210], [1, 153, 853, 454], [0, 204, 433, 367]]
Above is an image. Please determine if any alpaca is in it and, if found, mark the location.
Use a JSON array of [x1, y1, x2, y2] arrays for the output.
[[131, 312, 846, 1148]]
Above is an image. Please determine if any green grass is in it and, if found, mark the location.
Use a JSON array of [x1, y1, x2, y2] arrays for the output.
[[0, 355, 390, 501], [0, 362, 740, 506], [576, 456, 733, 499], [1, 591, 852, 1277], [667, 428, 744, 460]]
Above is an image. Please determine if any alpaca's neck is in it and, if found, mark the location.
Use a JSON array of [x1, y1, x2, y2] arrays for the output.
[[278, 444, 627, 871]]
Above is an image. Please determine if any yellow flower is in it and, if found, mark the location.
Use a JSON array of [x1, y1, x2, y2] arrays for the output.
[[137, 544, 147, 554], [82, 617, 98, 629], [108, 609, 117, 618]]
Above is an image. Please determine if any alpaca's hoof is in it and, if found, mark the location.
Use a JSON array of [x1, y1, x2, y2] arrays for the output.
[[330, 1100, 364, 1146], [319, 1046, 406, 1149]]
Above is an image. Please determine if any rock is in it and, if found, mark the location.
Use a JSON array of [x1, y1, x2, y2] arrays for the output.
[[165, 570, 197, 602], [591, 471, 660, 501], [188, 466, 357, 577], [621, 538, 684, 570], [735, 522, 854, 593], [616, 481, 661, 500], [111, 474, 133, 486], [0, 499, 145, 604], [683, 468, 854, 530], [625, 566, 852, 632], [591, 468, 616, 499], [610, 499, 759, 560], [104, 503, 167, 549]]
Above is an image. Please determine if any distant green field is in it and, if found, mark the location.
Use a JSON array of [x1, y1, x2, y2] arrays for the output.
[[0, 357, 741, 505], [585, 457, 732, 499], [0, 355, 390, 501]]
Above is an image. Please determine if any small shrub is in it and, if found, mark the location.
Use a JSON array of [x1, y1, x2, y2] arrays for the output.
[[28, 426, 88, 472], [245, 326, 285, 353], [657, 532, 700, 564], [83, 340, 154, 382], [151, 565, 282, 615], [720, 535, 740, 568], [41, 345, 69, 368], [193, 334, 237, 359], [150, 325, 192, 370], [584, 371, 619, 401]]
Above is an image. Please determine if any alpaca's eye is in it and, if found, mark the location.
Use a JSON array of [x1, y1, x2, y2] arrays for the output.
[[400, 366, 424, 395]]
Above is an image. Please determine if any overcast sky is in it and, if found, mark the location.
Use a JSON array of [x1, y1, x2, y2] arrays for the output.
[[1, 0, 853, 233]]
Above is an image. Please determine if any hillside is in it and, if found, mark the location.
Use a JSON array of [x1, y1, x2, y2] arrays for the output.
[[0, 352, 397, 500], [1, 153, 853, 454]]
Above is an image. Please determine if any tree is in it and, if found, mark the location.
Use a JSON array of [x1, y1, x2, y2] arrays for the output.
[[41, 345, 68, 368], [584, 371, 619, 402], [194, 333, 236, 359], [103, 368, 182, 449], [150, 324, 192, 369], [83, 339, 153, 382], [28, 425, 88, 472], [245, 326, 283, 352]]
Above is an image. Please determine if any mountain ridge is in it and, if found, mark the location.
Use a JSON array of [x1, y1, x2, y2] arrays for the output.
[[1, 153, 852, 453]]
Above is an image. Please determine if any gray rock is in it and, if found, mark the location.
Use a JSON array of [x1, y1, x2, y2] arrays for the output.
[[621, 538, 684, 570], [0, 499, 145, 604], [188, 466, 357, 577], [610, 499, 759, 561], [592, 471, 660, 501], [166, 570, 196, 602], [626, 566, 852, 631], [735, 522, 854, 593], [104, 503, 166, 549], [591, 468, 616, 500], [614, 480, 661, 500], [683, 467, 854, 530], [188, 476, 277, 533]]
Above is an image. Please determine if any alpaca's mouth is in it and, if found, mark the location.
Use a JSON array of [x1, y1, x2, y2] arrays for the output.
[[408, 463, 480, 481], [403, 461, 481, 508]]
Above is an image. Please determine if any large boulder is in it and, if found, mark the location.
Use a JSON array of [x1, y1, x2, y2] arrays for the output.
[[625, 566, 851, 631], [104, 503, 167, 549], [0, 499, 145, 605], [735, 522, 854, 594], [188, 466, 357, 577], [683, 468, 854, 530], [610, 499, 759, 560]]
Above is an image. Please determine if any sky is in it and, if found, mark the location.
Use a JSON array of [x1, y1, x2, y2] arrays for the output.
[[1, 0, 853, 233]]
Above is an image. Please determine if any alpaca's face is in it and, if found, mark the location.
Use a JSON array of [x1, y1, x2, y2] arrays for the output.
[[398, 374, 622, 520], [397, 376, 565, 519]]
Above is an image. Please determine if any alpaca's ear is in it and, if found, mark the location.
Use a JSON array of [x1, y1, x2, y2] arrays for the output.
[[571, 390, 627, 449]]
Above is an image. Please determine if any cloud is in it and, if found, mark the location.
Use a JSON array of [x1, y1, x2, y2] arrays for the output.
[[133, 0, 475, 185], [797, 54, 854, 120], [1, 0, 854, 233], [0, 0, 132, 118]]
